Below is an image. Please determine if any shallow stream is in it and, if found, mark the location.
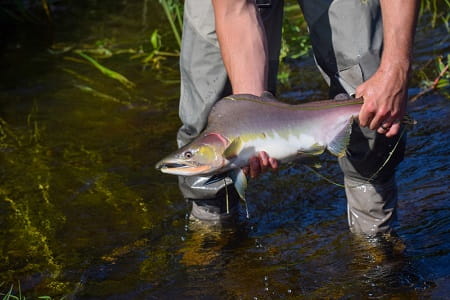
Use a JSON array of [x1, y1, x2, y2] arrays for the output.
[[0, 1, 449, 298]]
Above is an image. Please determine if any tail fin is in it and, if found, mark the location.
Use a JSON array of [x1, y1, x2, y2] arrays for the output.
[[327, 114, 415, 158]]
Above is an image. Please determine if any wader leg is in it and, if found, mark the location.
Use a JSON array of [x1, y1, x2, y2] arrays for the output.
[[299, 0, 405, 235], [344, 176, 398, 234], [177, 0, 284, 221], [338, 124, 406, 235]]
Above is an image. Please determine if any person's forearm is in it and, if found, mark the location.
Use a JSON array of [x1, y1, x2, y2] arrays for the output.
[[357, 0, 418, 136], [212, 0, 268, 95], [379, 0, 419, 74]]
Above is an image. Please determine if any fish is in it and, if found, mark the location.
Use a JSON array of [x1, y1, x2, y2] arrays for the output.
[[155, 94, 363, 200]]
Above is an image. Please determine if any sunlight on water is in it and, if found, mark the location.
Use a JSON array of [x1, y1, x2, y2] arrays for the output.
[[0, 0, 449, 298]]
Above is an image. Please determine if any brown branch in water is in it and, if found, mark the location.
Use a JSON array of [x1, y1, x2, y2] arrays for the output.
[[409, 64, 449, 102]]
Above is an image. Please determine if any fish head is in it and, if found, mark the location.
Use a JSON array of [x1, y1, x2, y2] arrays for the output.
[[155, 133, 229, 176]]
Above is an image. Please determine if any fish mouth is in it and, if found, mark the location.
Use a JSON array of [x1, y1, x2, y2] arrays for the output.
[[158, 162, 189, 169], [155, 160, 212, 175]]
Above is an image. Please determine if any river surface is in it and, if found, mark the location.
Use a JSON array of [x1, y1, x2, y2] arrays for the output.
[[1, 1, 449, 299]]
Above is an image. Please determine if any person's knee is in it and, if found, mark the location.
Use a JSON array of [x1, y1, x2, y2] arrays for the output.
[[345, 175, 398, 235]]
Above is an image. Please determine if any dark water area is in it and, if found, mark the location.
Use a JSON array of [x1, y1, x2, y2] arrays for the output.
[[1, 1, 449, 299]]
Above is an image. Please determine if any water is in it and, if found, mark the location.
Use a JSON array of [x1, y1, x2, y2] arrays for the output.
[[1, 1, 449, 298]]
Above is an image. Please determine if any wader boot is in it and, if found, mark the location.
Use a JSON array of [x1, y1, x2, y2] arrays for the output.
[[190, 190, 241, 222]]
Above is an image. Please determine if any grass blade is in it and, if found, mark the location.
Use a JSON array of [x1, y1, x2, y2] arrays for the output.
[[75, 51, 136, 89]]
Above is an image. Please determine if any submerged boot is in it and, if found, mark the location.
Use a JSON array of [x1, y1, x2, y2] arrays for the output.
[[179, 174, 241, 222], [190, 197, 239, 222], [189, 186, 240, 222]]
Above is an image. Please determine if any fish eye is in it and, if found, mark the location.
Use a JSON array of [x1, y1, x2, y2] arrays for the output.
[[184, 151, 193, 159]]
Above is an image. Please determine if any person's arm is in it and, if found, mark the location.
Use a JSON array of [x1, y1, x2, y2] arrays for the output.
[[212, 0, 278, 177], [212, 0, 267, 95], [356, 0, 419, 137]]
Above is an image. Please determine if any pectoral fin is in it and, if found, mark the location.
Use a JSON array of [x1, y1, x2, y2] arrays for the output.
[[204, 173, 227, 185], [297, 143, 325, 156], [327, 117, 353, 157], [223, 137, 244, 159]]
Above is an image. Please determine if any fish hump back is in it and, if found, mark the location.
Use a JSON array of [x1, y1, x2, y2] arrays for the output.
[[208, 94, 263, 122]]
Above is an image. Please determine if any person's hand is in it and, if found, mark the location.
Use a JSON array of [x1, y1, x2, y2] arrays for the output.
[[242, 151, 278, 179], [356, 61, 410, 138]]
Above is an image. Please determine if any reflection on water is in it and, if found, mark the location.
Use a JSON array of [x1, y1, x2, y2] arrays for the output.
[[1, 1, 449, 298]]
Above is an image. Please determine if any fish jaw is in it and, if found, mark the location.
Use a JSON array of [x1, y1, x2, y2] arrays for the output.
[[155, 158, 214, 176]]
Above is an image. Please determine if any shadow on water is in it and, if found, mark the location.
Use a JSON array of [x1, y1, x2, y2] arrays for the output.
[[0, 0, 449, 298]]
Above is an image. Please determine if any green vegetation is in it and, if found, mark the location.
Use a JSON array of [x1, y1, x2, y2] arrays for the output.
[[411, 54, 450, 102], [0, 0, 448, 298], [1, 282, 53, 300], [419, 0, 450, 29], [411, 0, 450, 101], [159, 0, 183, 48], [141, 0, 183, 69], [0, 93, 178, 296], [277, 1, 312, 86]]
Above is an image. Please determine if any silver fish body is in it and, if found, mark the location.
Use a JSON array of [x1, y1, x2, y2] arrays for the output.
[[156, 94, 361, 177]]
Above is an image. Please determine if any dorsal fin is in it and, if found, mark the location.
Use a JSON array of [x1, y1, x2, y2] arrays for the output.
[[327, 117, 354, 157], [223, 94, 261, 102]]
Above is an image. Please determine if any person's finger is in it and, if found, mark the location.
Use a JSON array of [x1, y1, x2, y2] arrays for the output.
[[377, 124, 389, 135], [249, 156, 261, 178], [355, 84, 364, 99], [258, 151, 269, 167], [369, 107, 392, 130], [358, 104, 375, 128], [269, 157, 278, 169], [385, 121, 401, 138], [376, 115, 397, 135], [258, 151, 269, 172], [369, 113, 384, 130]]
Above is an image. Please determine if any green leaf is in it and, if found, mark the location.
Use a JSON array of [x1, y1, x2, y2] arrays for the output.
[[150, 30, 161, 51], [438, 57, 445, 72], [437, 79, 449, 89]]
